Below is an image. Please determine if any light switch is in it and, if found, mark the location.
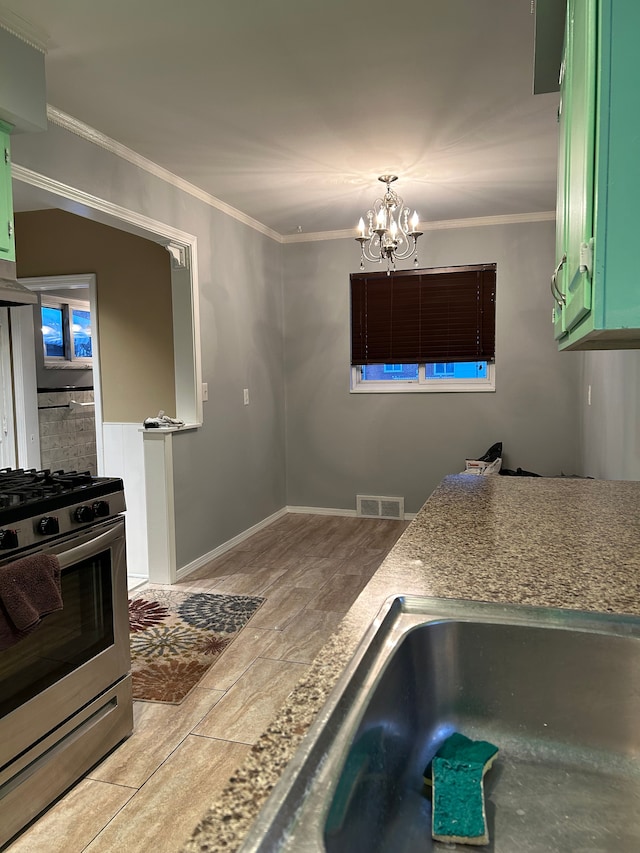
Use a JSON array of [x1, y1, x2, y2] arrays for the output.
[[243, 388, 249, 406]]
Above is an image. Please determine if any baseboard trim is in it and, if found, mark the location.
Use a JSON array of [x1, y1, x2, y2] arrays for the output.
[[289, 505, 417, 520], [286, 505, 357, 517], [176, 507, 288, 580]]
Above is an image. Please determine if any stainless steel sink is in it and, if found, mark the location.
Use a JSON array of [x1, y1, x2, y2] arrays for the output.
[[239, 596, 640, 853]]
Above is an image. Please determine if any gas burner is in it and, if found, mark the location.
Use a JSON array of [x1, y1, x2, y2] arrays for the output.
[[0, 468, 125, 532], [0, 468, 97, 501]]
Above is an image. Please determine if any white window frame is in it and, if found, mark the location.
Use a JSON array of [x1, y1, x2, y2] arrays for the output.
[[350, 362, 496, 393], [41, 294, 93, 369]]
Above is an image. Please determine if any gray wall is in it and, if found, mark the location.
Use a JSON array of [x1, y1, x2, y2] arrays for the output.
[[581, 350, 640, 480], [283, 220, 582, 513], [10, 121, 584, 565], [12, 123, 286, 568]]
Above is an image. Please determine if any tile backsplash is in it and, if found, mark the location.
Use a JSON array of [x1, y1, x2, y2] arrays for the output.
[[37, 389, 97, 474]]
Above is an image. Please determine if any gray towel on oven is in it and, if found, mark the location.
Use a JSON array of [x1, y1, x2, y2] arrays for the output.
[[0, 554, 63, 650]]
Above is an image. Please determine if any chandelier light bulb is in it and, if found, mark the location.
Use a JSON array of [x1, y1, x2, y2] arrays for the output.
[[355, 176, 423, 273]]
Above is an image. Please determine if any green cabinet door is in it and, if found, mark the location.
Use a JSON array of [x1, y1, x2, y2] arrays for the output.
[[552, 15, 569, 342], [0, 121, 15, 262], [556, 0, 640, 350], [562, 0, 596, 332]]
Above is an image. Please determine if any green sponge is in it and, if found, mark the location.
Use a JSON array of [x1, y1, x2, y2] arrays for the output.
[[424, 732, 499, 846]]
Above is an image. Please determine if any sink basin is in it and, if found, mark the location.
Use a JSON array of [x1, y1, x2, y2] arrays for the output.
[[239, 597, 640, 853]]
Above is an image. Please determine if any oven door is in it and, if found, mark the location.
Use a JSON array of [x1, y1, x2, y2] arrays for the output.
[[0, 517, 130, 768]]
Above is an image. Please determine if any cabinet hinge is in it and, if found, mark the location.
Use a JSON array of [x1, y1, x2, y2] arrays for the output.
[[579, 239, 594, 277], [4, 148, 8, 165]]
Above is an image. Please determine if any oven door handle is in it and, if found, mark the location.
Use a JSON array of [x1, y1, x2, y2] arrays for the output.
[[55, 521, 124, 571]]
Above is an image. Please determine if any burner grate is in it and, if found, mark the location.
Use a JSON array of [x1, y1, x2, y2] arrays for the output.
[[0, 469, 95, 502]]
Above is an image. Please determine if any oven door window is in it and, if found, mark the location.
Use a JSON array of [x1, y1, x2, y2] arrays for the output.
[[0, 549, 114, 718]]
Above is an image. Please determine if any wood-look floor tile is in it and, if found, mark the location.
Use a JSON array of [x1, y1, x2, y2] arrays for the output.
[[5, 778, 135, 853], [305, 570, 372, 613], [338, 548, 387, 574], [247, 587, 314, 629], [244, 537, 303, 566], [197, 627, 280, 691], [83, 736, 249, 853], [302, 520, 372, 558], [231, 516, 303, 554], [193, 658, 308, 743], [262, 556, 340, 593], [261, 610, 344, 663], [171, 576, 233, 593], [182, 548, 256, 581], [364, 519, 410, 549], [88, 686, 224, 788], [210, 565, 287, 595]]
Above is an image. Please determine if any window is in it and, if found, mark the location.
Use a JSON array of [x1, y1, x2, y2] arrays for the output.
[[350, 264, 496, 392], [41, 305, 64, 358], [41, 296, 93, 368]]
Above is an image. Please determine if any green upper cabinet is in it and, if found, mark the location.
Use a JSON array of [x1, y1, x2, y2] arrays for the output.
[[553, 0, 640, 350], [0, 120, 15, 262]]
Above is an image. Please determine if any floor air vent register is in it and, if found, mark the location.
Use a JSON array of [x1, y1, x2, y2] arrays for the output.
[[356, 495, 405, 520]]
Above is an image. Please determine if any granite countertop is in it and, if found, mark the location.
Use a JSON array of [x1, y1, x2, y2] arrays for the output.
[[181, 474, 640, 852]]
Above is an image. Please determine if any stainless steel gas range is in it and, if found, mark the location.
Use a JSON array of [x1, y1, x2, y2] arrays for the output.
[[0, 469, 133, 848]]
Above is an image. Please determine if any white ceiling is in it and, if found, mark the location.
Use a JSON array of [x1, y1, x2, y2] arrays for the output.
[[4, 0, 560, 237]]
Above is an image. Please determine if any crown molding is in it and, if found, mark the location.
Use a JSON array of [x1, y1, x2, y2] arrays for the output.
[[282, 210, 556, 244], [11, 162, 197, 248], [46, 105, 284, 244], [41, 107, 554, 247], [0, 7, 48, 52]]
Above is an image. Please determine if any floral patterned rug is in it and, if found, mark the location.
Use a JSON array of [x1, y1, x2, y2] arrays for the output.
[[128, 588, 264, 704]]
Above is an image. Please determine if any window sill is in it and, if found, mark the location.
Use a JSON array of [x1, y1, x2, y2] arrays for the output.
[[350, 382, 496, 394], [44, 362, 93, 370]]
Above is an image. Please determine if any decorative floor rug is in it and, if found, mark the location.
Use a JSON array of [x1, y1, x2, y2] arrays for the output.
[[128, 589, 264, 704]]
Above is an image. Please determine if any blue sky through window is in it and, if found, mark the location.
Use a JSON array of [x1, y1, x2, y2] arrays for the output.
[[361, 362, 487, 381], [72, 308, 92, 358], [41, 306, 64, 357], [362, 364, 419, 381]]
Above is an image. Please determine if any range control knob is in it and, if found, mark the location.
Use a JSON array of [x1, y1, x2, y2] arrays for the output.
[[73, 505, 95, 524], [0, 528, 19, 549], [92, 500, 110, 518], [37, 516, 60, 535]]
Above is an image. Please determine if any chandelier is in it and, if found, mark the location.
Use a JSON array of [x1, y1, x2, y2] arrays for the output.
[[355, 175, 423, 272]]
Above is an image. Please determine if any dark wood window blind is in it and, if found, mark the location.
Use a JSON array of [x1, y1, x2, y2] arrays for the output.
[[350, 264, 496, 365]]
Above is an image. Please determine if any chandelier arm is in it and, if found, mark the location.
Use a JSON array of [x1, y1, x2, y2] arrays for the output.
[[361, 238, 384, 263], [355, 176, 422, 269]]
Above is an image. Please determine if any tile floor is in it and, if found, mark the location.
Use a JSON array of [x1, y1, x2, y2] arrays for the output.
[[6, 513, 408, 853]]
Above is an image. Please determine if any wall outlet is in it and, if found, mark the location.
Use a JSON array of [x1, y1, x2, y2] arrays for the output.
[[202, 382, 208, 402], [243, 388, 249, 406]]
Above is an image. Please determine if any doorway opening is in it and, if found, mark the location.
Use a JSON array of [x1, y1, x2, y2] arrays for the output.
[[18, 272, 98, 476], [10, 166, 202, 588]]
